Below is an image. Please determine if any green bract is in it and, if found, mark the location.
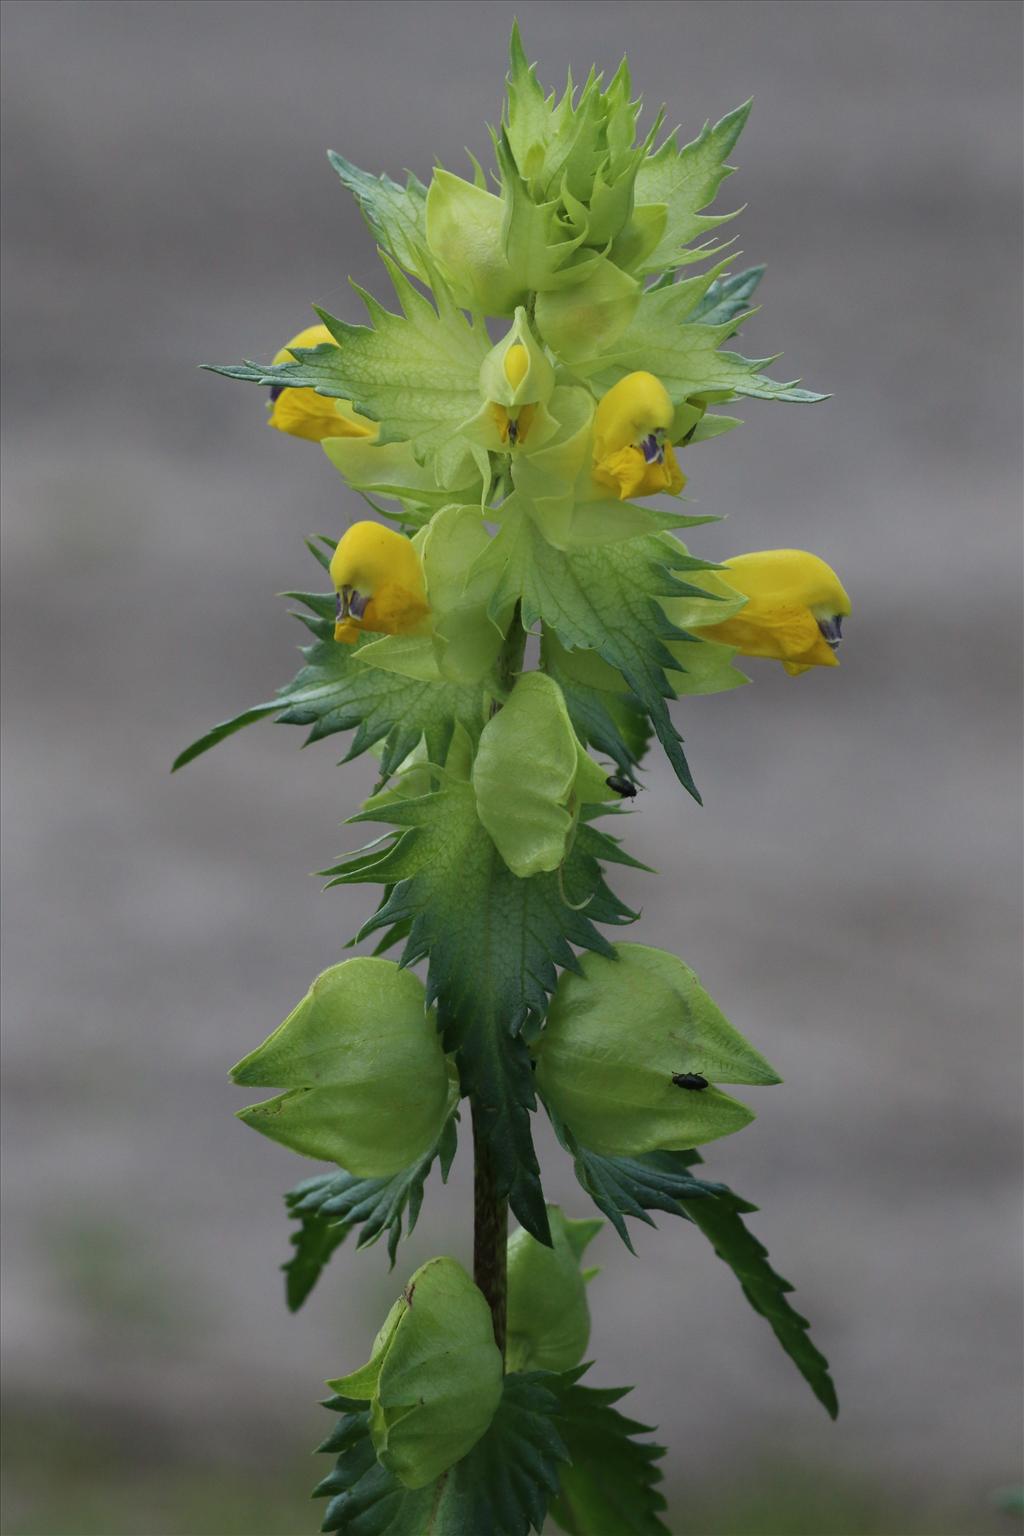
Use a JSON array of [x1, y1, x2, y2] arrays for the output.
[[506, 1206, 602, 1373], [535, 944, 781, 1158], [188, 23, 844, 1536], [231, 958, 452, 1176], [329, 1256, 504, 1488]]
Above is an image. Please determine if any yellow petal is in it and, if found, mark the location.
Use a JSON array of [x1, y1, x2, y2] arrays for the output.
[[269, 388, 358, 443], [267, 325, 377, 443], [329, 522, 430, 643], [503, 342, 530, 389], [695, 549, 849, 673], [592, 440, 687, 501], [593, 371, 675, 458], [713, 550, 851, 617]]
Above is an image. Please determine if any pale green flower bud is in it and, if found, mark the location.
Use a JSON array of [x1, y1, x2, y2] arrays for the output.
[[477, 307, 555, 411], [458, 308, 560, 458], [425, 170, 528, 315], [536, 943, 781, 1157], [506, 1206, 602, 1373], [535, 258, 640, 366], [329, 1256, 504, 1488], [231, 958, 452, 1176]]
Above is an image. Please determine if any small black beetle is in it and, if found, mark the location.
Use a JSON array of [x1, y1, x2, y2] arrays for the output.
[[605, 774, 638, 799], [672, 1071, 709, 1091]]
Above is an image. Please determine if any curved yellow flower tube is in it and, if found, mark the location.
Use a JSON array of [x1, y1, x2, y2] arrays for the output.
[[592, 371, 686, 500], [329, 521, 430, 644], [268, 324, 378, 444], [696, 550, 851, 675]]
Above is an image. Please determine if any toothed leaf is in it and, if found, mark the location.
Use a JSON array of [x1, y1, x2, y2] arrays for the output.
[[172, 599, 489, 778], [283, 1111, 458, 1308], [547, 1366, 670, 1536], [634, 101, 751, 275], [327, 152, 430, 278], [321, 785, 638, 1242], [315, 1371, 567, 1536], [478, 507, 722, 799]]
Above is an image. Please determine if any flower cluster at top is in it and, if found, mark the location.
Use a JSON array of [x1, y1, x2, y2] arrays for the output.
[[213, 26, 849, 772]]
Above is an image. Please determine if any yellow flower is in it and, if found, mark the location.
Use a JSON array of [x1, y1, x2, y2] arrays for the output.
[[329, 521, 430, 645], [267, 324, 378, 444], [592, 371, 686, 500], [695, 550, 851, 676]]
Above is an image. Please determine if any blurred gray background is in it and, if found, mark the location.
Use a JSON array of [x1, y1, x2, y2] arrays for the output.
[[2, 2, 1021, 1533]]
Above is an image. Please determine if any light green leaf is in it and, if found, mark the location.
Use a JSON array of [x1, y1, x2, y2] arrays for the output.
[[535, 257, 640, 364], [322, 433, 482, 515], [326, 152, 430, 278], [204, 258, 491, 478], [472, 673, 579, 878], [634, 101, 751, 275], [584, 272, 827, 403]]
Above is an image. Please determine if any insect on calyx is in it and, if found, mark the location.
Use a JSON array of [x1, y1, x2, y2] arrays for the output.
[[671, 1071, 709, 1092]]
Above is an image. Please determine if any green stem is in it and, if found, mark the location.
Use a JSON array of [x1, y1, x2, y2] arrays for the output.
[[472, 1099, 508, 1359], [473, 602, 526, 1358]]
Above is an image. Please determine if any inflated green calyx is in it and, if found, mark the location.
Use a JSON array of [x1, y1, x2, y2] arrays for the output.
[[536, 943, 781, 1157], [231, 957, 452, 1176], [329, 1256, 504, 1488], [506, 1205, 602, 1372]]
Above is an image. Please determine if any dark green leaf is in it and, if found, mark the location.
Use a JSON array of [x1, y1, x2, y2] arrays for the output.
[[315, 1372, 567, 1536], [283, 1213, 348, 1313], [322, 787, 637, 1243], [283, 1114, 458, 1309], [547, 1365, 669, 1536], [541, 630, 651, 774], [173, 601, 489, 779], [687, 264, 765, 332], [487, 513, 718, 799], [683, 1173, 840, 1419], [550, 1112, 839, 1418], [548, 1108, 718, 1253]]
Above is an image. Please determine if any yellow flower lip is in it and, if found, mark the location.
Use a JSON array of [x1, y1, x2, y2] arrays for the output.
[[328, 521, 430, 644], [591, 370, 685, 501]]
